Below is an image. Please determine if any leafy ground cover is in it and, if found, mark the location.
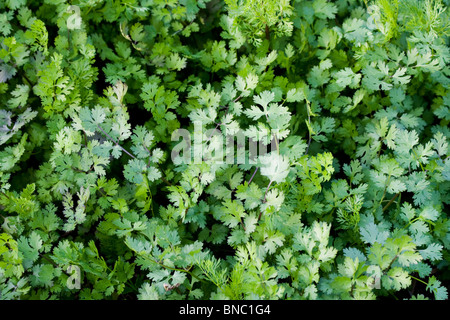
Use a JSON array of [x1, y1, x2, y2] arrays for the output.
[[0, 0, 449, 300]]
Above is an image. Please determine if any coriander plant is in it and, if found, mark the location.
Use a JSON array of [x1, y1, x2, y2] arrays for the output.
[[0, 0, 449, 300]]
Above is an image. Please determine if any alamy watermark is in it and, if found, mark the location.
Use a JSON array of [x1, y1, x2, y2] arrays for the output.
[[66, 5, 82, 30], [66, 265, 81, 290], [367, 275, 381, 290]]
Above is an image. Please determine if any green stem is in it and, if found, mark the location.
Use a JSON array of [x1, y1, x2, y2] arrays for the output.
[[373, 174, 391, 214], [409, 275, 428, 286], [97, 125, 172, 187], [382, 192, 400, 212], [387, 254, 399, 271], [401, 217, 420, 231], [305, 100, 312, 155], [97, 124, 136, 160], [411, 148, 425, 172], [85, 6, 93, 16], [21, 72, 33, 88], [71, 166, 88, 173], [258, 179, 274, 221], [140, 254, 206, 284]]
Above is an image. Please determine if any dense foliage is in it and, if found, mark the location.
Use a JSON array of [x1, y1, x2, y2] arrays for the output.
[[0, 0, 449, 300]]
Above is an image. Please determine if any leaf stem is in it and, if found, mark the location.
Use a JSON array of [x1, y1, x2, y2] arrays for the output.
[[409, 275, 428, 286], [263, 179, 273, 203], [1, 191, 10, 199], [387, 254, 399, 271], [85, 6, 93, 16], [401, 217, 420, 231], [248, 167, 258, 185], [305, 100, 312, 155], [382, 192, 400, 212], [145, 255, 206, 284], [373, 174, 391, 214], [264, 23, 270, 41], [97, 124, 172, 187], [96, 124, 136, 160], [258, 179, 273, 221], [21, 72, 33, 87], [411, 148, 426, 172]]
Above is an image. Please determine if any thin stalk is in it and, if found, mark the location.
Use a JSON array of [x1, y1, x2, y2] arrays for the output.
[[248, 167, 258, 185], [97, 124, 136, 160], [207, 122, 222, 142], [411, 148, 426, 172], [382, 192, 400, 212], [240, 218, 246, 231], [271, 130, 280, 154], [387, 254, 399, 271], [409, 275, 428, 286], [97, 124, 172, 187], [305, 100, 312, 155], [146, 256, 206, 284], [85, 6, 93, 16], [258, 179, 274, 221], [263, 179, 274, 203], [373, 174, 391, 214], [265, 23, 270, 41], [160, 175, 173, 187], [21, 71, 33, 88], [83, 131, 88, 146], [401, 217, 420, 231], [71, 166, 88, 173]]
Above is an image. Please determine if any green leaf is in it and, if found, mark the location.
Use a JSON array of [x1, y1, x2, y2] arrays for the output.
[[18, 232, 43, 269], [259, 152, 290, 184]]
